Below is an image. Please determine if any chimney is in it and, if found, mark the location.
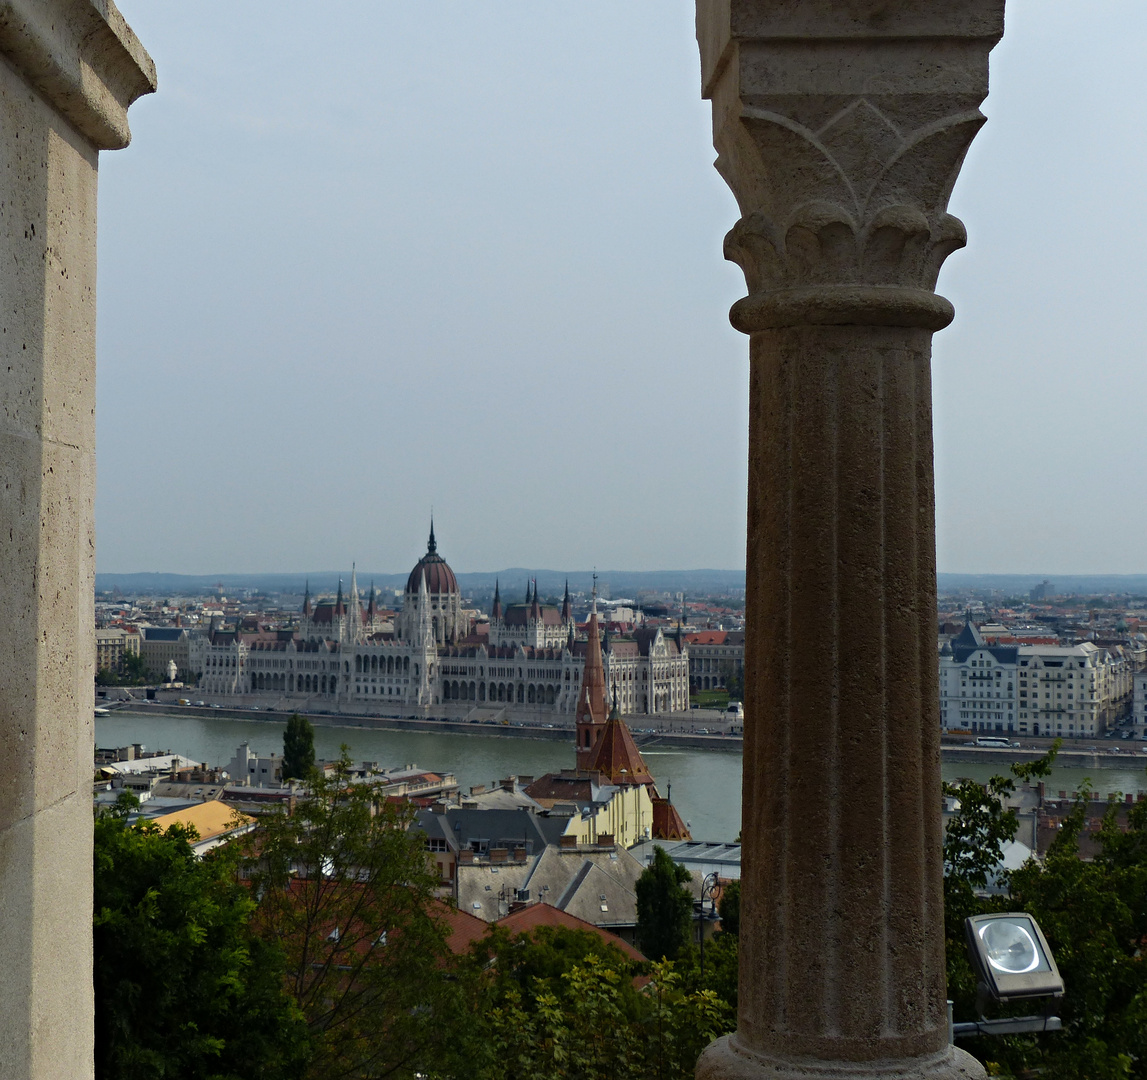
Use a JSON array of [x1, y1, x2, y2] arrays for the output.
[[560, 835, 578, 850], [597, 833, 614, 847], [431, 801, 447, 815], [490, 847, 509, 863], [459, 850, 475, 865], [512, 847, 528, 863]]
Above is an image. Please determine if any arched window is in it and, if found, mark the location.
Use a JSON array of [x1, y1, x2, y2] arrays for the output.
[[330, 676, 337, 693], [469, 681, 476, 700], [546, 685, 555, 705], [371, 655, 378, 672], [528, 685, 536, 704], [479, 683, 486, 702], [517, 684, 524, 703], [356, 656, 362, 673], [404, 657, 410, 674]]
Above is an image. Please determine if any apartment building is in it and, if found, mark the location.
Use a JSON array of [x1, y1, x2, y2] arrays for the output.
[[94, 627, 140, 675], [940, 617, 1133, 738]]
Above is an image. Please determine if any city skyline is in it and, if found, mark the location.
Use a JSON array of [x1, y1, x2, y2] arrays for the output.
[[96, 1, 1147, 575]]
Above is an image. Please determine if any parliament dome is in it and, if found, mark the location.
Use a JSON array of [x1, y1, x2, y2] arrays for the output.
[[405, 523, 459, 596]]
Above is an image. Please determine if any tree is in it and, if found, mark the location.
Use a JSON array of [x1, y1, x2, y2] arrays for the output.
[[472, 946, 731, 1080], [246, 748, 455, 1080], [939, 741, 1147, 1079], [281, 713, 315, 781], [93, 808, 308, 1080], [717, 880, 740, 938], [636, 846, 694, 961]]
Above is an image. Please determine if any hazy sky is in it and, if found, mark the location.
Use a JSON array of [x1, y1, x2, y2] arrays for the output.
[[96, 1, 1147, 577]]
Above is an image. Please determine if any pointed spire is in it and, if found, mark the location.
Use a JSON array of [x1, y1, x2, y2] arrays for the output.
[[302, 579, 312, 617], [576, 597, 608, 731], [336, 577, 344, 612], [428, 517, 437, 554], [349, 564, 362, 644], [561, 579, 571, 622], [492, 579, 502, 621], [525, 579, 532, 605], [530, 578, 541, 620]]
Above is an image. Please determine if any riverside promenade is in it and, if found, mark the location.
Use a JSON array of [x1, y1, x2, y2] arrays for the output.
[[103, 700, 1147, 768]]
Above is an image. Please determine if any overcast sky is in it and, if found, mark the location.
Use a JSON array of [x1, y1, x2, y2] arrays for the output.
[[95, 1, 1147, 577]]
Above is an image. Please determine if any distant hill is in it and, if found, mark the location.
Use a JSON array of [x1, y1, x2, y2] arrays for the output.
[[937, 573, 1147, 596], [94, 568, 746, 599]]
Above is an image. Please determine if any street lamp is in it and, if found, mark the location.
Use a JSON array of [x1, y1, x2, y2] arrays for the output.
[[697, 872, 720, 975], [951, 913, 1065, 1040]]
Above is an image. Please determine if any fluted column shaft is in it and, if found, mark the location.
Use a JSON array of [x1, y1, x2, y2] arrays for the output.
[[742, 324, 942, 1062], [695, 3, 1004, 1078]]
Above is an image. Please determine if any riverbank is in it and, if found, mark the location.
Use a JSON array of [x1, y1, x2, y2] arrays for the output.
[[107, 704, 1147, 768], [108, 704, 746, 753]]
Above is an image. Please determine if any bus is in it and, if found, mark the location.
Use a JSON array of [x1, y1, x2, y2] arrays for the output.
[[974, 736, 1011, 748]]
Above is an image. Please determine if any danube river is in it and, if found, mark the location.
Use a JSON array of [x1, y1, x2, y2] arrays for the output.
[[96, 713, 1147, 843]]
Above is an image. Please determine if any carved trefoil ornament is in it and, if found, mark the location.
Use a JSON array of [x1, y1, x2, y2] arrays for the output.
[[698, 0, 1005, 331]]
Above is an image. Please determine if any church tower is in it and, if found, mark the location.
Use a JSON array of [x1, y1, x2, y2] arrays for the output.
[[575, 584, 608, 769]]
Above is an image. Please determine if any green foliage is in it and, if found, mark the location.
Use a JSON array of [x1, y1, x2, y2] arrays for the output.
[[717, 880, 740, 939], [281, 713, 316, 781], [93, 811, 308, 1080], [636, 847, 695, 962], [95, 651, 149, 686], [246, 748, 455, 1080], [942, 742, 1059, 1010], [942, 742, 1147, 1079], [474, 951, 731, 1080]]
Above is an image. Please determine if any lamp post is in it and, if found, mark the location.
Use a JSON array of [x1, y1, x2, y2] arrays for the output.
[[699, 871, 720, 975]]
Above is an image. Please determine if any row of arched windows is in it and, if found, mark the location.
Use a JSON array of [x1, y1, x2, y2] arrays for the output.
[[441, 680, 567, 706], [355, 654, 410, 675]]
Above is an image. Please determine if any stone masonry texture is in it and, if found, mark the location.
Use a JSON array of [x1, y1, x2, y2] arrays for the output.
[[0, 4, 153, 1077]]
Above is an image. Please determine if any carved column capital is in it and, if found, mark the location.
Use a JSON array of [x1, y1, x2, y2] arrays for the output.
[[698, 0, 1003, 331]]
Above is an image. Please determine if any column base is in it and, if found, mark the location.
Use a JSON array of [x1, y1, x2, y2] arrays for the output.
[[697, 1036, 986, 1080]]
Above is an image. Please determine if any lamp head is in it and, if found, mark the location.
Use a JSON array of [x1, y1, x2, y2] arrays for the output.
[[965, 913, 1064, 1003]]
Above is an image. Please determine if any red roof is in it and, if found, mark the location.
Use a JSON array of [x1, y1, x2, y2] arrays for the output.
[[588, 713, 654, 787], [496, 903, 646, 963], [686, 631, 728, 645], [652, 796, 691, 841], [432, 900, 490, 955]]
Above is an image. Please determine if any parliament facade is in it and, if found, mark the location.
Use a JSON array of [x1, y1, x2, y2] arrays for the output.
[[194, 527, 690, 718]]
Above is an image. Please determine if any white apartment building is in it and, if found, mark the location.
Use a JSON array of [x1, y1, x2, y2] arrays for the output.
[[1133, 671, 1147, 731], [940, 617, 1132, 738]]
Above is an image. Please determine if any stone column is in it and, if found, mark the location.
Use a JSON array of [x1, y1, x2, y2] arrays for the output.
[[0, 4, 154, 1078], [695, 5, 1002, 1080]]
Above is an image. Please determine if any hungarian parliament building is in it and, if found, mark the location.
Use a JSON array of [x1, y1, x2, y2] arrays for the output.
[[194, 527, 690, 718]]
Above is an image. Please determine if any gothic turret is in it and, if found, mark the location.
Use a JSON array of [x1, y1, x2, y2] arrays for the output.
[[561, 579, 571, 623], [491, 579, 502, 621], [575, 585, 609, 770]]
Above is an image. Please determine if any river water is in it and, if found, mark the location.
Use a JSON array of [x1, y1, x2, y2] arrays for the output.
[[96, 713, 1147, 843]]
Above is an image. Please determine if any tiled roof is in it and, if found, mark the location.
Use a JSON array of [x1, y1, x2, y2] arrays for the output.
[[496, 903, 646, 962], [588, 714, 653, 787]]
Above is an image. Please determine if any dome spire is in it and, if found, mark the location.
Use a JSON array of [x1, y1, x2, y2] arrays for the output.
[[428, 516, 437, 554]]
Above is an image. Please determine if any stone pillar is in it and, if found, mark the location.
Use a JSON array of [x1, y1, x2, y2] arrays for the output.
[[0, 5, 154, 1078], [695, 5, 1002, 1080]]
